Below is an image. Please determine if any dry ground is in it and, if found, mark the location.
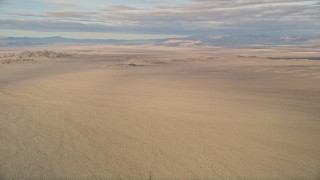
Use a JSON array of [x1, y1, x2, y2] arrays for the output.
[[0, 45, 320, 179]]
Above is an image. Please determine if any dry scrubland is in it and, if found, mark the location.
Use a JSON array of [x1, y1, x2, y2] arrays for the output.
[[0, 45, 320, 179]]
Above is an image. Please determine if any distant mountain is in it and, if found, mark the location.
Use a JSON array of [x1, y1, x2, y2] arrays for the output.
[[158, 35, 320, 47], [0, 35, 319, 47], [0, 36, 156, 46]]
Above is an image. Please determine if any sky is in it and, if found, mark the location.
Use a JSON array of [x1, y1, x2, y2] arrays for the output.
[[0, 0, 319, 39]]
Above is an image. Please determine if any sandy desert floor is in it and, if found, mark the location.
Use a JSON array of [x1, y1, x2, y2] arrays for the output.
[[0, 45, 320, 179]]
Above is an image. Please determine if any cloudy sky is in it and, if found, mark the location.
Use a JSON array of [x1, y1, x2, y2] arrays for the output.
[[0, 0, 319, 39]]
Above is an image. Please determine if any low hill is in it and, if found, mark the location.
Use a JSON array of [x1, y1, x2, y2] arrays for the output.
[[0, 50, 70, 64]]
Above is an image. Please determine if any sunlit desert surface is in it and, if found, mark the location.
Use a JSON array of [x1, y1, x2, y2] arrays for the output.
[[0, 45, 320, 179]]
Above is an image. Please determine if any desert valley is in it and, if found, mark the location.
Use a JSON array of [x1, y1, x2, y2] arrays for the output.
[[0, 45, 319, 179]]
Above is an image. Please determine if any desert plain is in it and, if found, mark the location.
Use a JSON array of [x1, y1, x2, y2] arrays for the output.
[[0, 45, 320, 179]]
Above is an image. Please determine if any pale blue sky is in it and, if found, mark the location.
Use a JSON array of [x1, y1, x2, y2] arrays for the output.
[[0, 0, 319, 39]]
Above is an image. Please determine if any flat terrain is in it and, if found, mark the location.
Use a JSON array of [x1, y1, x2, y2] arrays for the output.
[[0, 45, 320, 179]]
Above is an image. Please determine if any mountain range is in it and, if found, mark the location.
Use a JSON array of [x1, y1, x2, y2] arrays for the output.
[[1, 35, 319, 47]]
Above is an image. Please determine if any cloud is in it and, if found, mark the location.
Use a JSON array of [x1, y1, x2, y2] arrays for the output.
[[0, 0, 9, 5], [1, 0, 319, 36], [0, 19, 195, 35], [40, 0, 90, 6], [46, 1, 77, 7]]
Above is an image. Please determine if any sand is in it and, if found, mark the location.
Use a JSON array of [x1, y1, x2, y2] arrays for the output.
[[0, 45, 320, 179]]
